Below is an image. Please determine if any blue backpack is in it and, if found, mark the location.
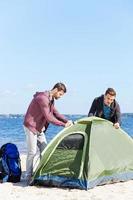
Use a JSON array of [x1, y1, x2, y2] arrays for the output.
[[0, 143, 21, 183]]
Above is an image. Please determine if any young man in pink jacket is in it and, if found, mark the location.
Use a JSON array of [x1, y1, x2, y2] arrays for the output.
[[23, 82, 72, 184]]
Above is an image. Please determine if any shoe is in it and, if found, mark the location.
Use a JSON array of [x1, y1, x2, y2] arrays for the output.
[[26, 176, 32, 186]]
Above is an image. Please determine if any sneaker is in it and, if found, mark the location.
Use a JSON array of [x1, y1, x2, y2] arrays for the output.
[[26, 176, 32, 186]]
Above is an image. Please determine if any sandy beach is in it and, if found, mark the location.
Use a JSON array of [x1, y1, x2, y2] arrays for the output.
[[0, 155, 133, 200]]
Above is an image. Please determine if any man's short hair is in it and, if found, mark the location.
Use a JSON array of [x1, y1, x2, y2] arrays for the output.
[[52, 82, 67, 93], [105, 88, 116, 96]]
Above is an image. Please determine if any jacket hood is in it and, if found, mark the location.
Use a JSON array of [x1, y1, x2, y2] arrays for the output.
[[33, 91, 49, 98]]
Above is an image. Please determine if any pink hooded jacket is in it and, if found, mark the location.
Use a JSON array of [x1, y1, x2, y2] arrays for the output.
[[24, 91, 68, 133]]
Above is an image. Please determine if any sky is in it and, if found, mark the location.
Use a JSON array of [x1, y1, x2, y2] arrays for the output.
[[0, 0, 133, 114]]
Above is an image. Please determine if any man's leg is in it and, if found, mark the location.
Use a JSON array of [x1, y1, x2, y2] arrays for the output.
[[24, 126, 37, 178], [37, 132, 47, 158]]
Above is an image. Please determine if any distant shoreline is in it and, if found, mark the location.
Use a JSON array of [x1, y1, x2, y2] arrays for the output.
[[0, 113, 133, 117]]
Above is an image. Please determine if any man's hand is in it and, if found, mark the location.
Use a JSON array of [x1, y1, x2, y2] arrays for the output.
[[65, 120, 73, 128], [113, 122, 120, 129]]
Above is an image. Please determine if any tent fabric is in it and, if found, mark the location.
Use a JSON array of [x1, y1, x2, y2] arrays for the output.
[[31, 117, 133, 190]]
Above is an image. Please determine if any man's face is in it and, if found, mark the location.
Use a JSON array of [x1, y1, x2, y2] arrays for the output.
[[54, 90, 64, 100], [104, 93, 115, 106]]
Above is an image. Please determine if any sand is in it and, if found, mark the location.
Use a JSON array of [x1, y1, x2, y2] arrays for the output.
[[0, 155, 133, 200]]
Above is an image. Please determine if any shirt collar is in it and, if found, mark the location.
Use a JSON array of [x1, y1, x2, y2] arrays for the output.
[[49, 91, 54, 102]]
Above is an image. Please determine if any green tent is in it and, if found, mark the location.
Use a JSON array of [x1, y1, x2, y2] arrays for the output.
[[31, 117, 133, 190]]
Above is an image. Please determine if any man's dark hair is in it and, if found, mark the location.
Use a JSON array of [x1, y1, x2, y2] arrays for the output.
[[52, 82, 67, 93], [105, 88, 116, 96]]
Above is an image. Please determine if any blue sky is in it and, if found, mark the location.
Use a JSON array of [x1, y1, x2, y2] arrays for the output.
[[0, 0, 133, 114]]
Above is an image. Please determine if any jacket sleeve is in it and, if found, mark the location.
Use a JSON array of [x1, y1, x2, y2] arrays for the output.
[[53, 106, 68, 123], [36, 95, 66, 126], [88, 99, 97, 117], [115, 103, 121, 124]]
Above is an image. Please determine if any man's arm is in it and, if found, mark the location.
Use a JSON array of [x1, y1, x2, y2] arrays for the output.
[[53, 106, 68, 123], [36, 95, 66, 126], [114, 103, 121, 128], [88, 99, 97, 117]]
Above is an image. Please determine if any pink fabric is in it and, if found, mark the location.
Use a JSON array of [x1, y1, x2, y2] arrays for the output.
[[24, 91, 67, 133]]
